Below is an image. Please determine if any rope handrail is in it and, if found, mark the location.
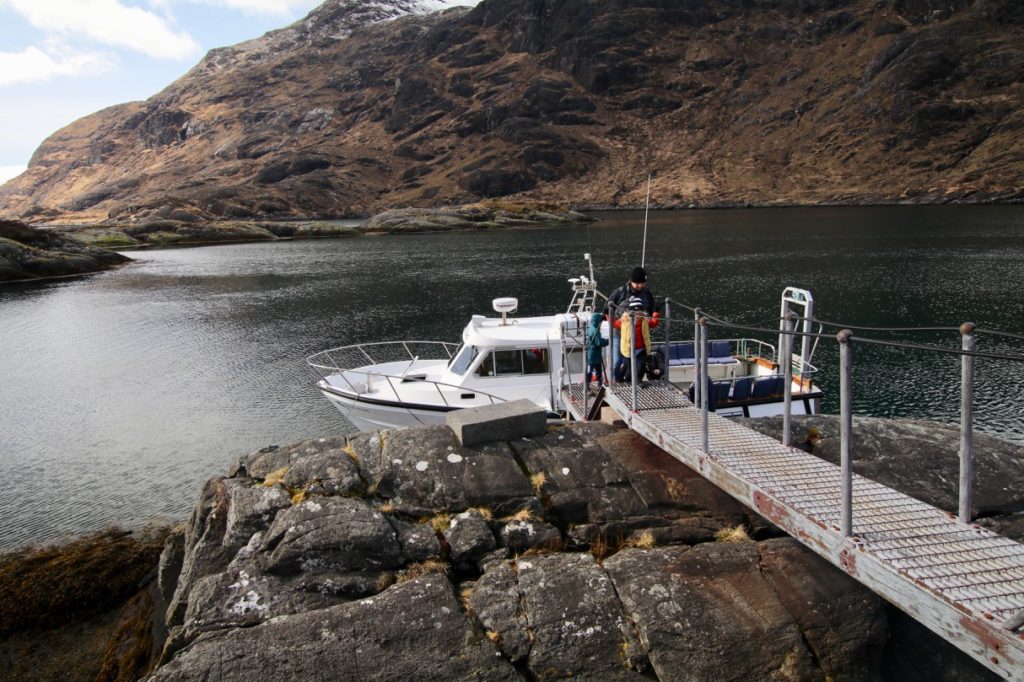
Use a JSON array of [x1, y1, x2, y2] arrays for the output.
[[658, 298, 1024, 343], [699, 316, 1024, 363]]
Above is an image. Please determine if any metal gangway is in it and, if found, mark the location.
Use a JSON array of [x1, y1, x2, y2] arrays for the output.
[[561, 303, 1024, 679]]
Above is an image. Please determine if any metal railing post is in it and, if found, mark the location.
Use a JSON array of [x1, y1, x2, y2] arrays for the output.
[[838, 330, 854, 537], [693, 308, 702, 409], [581, 321, 590, 420], [960, 322, 976, 524], [630, 310, 639, 412], [782, 312, 795, 447], [700, 316, 709, 454], [663, 298, 672, 383]]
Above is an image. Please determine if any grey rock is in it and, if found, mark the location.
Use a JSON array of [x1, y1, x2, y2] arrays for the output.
[[166, 477, 234, 628], [221, 478, 291, 550], [181, 564, 375, 643], [231, 444, 289, 480], [260, 497, 402, 575], [499, 518, 562, 553], [446, 399, 547, 446], [516, 553, 645, 679], [349, 430, 385, 489], [389, 516, 442, 563], [147, 576, 517, 681], [604, 543, 822, 681], [759, 538, 888, 680], [469, 560, 531, 662], [283, 441, 363, 496], [157, 527, 186, 606], [376, 425, 534, 516], [446, 509, 497, 567]]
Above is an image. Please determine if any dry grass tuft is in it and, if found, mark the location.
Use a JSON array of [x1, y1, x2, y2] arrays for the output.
[[376, 572, 396, 591], [378, 501, 395, 514], [466, 506, 493, 520], [263, 466, 288, 488], [622, 530, 656, 549], [289, 488, 306, 505], [715, 525, 752, 543], [530, 471, 546, 494], [342, 442, 359, 464], [487, 630, 502, 645], [428, 512, 451, 532], [460, 586, 474, 608], [590, 533, 612, 561], [396, 559, 449, 584], [505, 508, 536, 523]]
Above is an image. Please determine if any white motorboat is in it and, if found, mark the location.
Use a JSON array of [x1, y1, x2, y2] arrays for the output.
[[307, 257, 822, 431]]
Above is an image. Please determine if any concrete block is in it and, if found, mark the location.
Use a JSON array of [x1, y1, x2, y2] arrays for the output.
[[599, 406, 624, 426], [446, 400, 547, 446]]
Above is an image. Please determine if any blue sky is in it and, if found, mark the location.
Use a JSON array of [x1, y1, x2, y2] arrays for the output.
[[0, 0, 323, 184]]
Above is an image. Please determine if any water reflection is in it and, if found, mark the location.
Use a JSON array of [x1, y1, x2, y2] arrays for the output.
[[1, 205, 1023, 548]]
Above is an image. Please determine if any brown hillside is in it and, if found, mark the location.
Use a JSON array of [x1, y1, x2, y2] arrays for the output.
[[1, 0, 1022, 225]]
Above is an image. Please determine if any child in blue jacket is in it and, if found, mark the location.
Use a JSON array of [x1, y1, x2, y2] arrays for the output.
[[587, 311, 609, 387]]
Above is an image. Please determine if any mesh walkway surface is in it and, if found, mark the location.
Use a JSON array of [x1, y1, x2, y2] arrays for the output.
[[576, 381, 1024, 679]]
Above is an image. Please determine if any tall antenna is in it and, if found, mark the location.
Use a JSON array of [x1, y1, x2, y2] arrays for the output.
[[641, 173, 652, 267]]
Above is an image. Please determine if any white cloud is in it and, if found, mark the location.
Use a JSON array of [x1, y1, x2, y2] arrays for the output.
[[0, 0, 200, 60], [0, 164, 27, 184], [0, 44, 116, 87], [186, 0, 320, 16]]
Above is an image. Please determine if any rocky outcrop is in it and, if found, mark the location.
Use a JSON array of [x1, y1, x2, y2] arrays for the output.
[[3, 0, 1024, 225], [0, 220, 130, 282], [362, 201, 592, 233], [147, 421, 1005, 680]]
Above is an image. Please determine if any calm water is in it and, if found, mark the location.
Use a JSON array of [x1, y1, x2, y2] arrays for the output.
[[2, 206, 1023, 549]]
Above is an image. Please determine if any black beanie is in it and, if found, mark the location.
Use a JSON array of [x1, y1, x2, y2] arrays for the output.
[[630, 266, 647, 283]]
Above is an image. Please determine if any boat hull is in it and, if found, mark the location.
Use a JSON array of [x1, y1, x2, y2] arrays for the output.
[[321, 389, 453, 432]]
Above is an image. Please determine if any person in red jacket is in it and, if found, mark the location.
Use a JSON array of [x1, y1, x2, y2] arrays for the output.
[[613, 296, 660, 382]]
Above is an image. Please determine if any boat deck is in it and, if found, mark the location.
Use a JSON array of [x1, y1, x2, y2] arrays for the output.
[[563, 380, 1024, 678]]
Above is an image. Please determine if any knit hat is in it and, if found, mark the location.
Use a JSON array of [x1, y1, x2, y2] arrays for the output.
[[628, 295, 645, 311], [630, 266, 647, 283]]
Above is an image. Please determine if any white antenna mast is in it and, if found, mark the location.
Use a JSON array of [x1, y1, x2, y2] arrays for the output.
[[641, 173, 651, 267]]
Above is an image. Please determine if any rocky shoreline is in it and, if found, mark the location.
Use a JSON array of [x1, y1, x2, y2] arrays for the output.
[[0, 220, 131, 282], [0, 202, 592, 281], [38, 201, 594, 250], [5, 414, 1019, 680]]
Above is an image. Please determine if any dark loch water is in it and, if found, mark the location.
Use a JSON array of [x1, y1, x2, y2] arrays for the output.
[[2, 206, 1023, 549]]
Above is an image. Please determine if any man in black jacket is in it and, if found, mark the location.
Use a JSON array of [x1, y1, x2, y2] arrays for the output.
[[604, 266, 656, 381]]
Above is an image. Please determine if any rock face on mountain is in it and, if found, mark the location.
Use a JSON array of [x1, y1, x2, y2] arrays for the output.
[[0, 220, 130, 281], [145, 420, 1006, 680], [2, 0, 1023, 225]]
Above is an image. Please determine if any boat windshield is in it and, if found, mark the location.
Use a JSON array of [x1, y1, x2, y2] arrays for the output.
[[449, 344, 480, 375]]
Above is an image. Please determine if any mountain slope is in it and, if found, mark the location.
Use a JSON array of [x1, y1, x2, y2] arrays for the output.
[[2, 0, 1023, 224]]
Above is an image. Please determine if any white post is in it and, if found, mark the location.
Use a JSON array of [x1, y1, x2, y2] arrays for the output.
[[693, 308, 702, 408], [960, 322, 976, 524], [630, 310, 639, 412], [700, 317, 709, 454], [782, 313, 795, 447], [838, 330, 853, 537]]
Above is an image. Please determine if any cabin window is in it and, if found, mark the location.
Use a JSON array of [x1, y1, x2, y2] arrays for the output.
[[494, 350, 521, 375], [449, 345, 479, 375], [477, 348, 550, 376], [522, 348, 548, 374]]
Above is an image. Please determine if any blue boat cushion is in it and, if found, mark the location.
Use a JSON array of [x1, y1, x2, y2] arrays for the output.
[[668, 342, 695, 366], [710, 340, 731, 359], [731, 377, 753, 401], [751, 376, 783, 398]]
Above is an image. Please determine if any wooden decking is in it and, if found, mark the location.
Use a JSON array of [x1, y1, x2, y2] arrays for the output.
[[563, 380, 1024, 679]]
